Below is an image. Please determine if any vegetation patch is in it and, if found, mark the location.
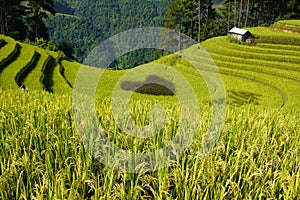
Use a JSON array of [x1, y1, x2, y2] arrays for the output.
[[15, 51, 40, 87], [248, 27, 300, 45], [0, 39, 7, 48], [40, 55, 55, 92], [0, 43, 21, 72], [0, 90, 299, 199], [121, 75, 175, 96], [273, 20, 300, 33]]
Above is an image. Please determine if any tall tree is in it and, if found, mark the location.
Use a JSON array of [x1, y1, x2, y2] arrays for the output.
[[165, 0, 219, 46], [227, 0, 231, 32], [244, 0, 250, 27], [164, 0, 185, 50], [234, 0, 237, 26], [198, 0, 201, 42], [238, 0, 243, 27]]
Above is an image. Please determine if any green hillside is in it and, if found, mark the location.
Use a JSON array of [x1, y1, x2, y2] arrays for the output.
[[46, 0, 173, 63], [0, 35, 72, 94], [1, 21, 300, 109]]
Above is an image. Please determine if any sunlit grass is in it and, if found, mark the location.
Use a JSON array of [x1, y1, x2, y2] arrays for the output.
[[0, 35, 17, 63], [0, 90, 299, 199], [0, 43, 35, 89], [23, 48, 49, 91], [273, 20, 300, 33]]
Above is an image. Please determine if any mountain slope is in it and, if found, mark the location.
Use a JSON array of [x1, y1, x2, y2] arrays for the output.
[[0, 20, 299, 109], [0, 35, 72, 93], [46, 0, 173, 64]]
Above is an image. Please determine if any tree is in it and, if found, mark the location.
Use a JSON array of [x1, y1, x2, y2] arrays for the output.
[[24, 0, 55, 40], [222, 0, 300, 29], [238, 0, 243, 27], [164, 0, 185, 50], [0, 0, 27, 40], [244, 0, 250, 27], [234, 0, 237, 26], [198, 0, 201, 42], [57, 41, 73, 59], [0, 0, 55, 41], [165, 0, 219, 48]]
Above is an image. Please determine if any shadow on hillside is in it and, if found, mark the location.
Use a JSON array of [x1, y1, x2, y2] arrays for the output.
[[121, 75, 175, 96], [227, 90, 261, 106]]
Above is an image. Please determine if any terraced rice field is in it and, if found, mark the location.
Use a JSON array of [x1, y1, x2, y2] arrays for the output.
[[273, 20, 300, 33], [1, 25, 299, 110], [201, 31, 300, 109], [0, 35, 72, 93]]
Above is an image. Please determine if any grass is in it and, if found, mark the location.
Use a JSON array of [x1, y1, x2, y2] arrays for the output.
[[273, 20, 300, 33], [0, 35, 17, 62], [0, 36, 20, 71], [0, 89, 299, 199], [247, 27, 300, 45], [23, 48, 49, 91]]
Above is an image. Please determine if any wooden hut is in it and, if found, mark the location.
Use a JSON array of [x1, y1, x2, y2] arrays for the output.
[[229, 27, 253, 43]]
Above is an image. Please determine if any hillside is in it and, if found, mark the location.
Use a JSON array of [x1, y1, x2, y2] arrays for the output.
[[1, 20, 300, 109], [0, 35, 73, 94], [46, 0, 173, 64]]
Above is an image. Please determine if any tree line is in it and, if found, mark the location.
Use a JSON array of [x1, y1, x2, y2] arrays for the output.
[[1, 0, 299, 67], [164, 0, 222, 46], [164, 0, 300, 49], [0, 0, 55, 41], [45, 0, 173, 67], [222, 0, 300, 30]]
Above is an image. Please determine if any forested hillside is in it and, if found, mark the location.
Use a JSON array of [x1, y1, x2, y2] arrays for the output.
[[0, 0, 55, 41], [221, 0, 300, 28], [46, 0, 173, 67], [46, 0, 299, 68]]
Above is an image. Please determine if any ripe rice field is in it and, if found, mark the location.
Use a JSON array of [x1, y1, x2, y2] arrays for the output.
[[0, 21, 300, 199]]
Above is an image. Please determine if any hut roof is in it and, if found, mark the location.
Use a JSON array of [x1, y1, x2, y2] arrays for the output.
[[229, 27, 250, 35]]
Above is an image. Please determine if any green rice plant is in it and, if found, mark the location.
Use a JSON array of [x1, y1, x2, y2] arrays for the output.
[[1, 21, 300, 200], [0, 89, 299, 199], [42, 51, 72, 94], [208, 52, 300, 79], [0, 37, 21, 71], [202, 37, 300, 65], [0, 35, 17, 62], [214, 36, 300, 58], [256, 43, 300, 51], [247, 27, 300, 45], [40, 55, 55, 92], [51, 63, 73, 94], [276, 20, 300, 26], [273, 20, 300, 33], [0, 39, 6, 48]]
